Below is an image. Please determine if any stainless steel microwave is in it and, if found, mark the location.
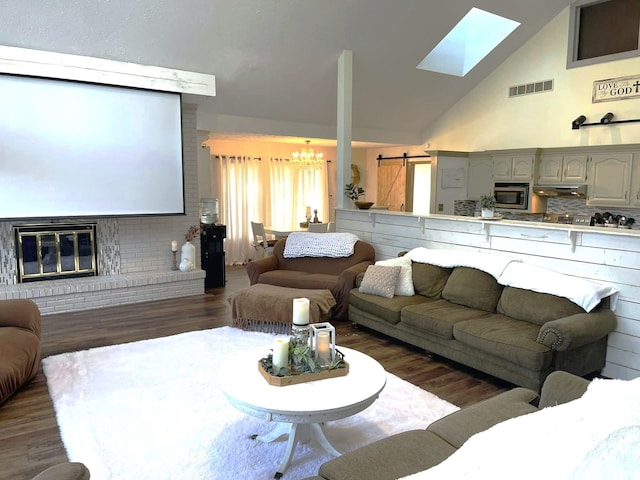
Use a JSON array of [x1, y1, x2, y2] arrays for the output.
[[494, 183, 529, 210]]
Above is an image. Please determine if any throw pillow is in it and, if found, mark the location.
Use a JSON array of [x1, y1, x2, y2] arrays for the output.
[[359, 265, 401, 299], [376, 256, 415, 296]]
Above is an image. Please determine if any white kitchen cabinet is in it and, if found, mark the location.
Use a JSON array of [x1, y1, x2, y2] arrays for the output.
[[493, 154, 535, 181], [538, 154, 587, 184], [467, 155, 493, 200], [629, 155, 640, 208], [586, 152, 633, 206]]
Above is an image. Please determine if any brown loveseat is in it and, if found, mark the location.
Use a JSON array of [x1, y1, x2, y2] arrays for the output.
[[246, 237, 375, 320], [0, 299, 41, 405]]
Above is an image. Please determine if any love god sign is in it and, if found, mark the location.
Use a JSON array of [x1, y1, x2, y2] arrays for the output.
[[593, 75, 640, 103]]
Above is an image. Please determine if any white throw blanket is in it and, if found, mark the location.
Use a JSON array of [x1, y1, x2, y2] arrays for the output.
[[404, 247, 517, 279], [497, 262, 619, 312], [405, 247, 618, 312], [401, 377, 640, 480], [283, 232, 360, 258]]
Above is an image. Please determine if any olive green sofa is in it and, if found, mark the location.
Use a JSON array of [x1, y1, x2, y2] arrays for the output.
[[348, 250, 617, 391], [303, 371, 592, 480]]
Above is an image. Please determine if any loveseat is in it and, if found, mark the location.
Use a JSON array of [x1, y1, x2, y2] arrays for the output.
[[0, 299, 42, 405], [348, 248, 617, 391], [305, 370, 640, 480], [246, 233, 375, 320]]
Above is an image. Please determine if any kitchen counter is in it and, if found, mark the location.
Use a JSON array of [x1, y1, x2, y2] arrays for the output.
[[342, 209, 640, 238]]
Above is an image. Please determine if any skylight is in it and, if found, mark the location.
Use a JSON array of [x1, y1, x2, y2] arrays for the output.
[[417, 7, 520, 77]]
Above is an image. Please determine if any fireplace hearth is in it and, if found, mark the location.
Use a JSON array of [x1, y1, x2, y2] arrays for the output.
[[15, 224, 97, 283]]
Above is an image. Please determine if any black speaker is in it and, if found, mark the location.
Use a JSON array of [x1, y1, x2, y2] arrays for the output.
[[200, 224, 226, 288]]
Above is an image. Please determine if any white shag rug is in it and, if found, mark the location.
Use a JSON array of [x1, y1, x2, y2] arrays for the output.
[[43, 326, 458, 480]]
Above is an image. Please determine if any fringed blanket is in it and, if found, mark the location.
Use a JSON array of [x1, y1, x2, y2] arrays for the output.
[[227, 284, 336, 333], [283, 232, 359, 258]]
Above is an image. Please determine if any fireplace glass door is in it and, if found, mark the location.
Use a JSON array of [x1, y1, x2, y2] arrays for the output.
[[15, 224, 97, 282]]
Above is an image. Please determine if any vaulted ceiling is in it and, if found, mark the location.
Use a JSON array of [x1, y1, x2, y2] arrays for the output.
[[0, 0, 572, 146]]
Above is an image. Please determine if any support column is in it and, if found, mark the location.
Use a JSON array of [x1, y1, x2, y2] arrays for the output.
[[337, 50, 353, 209]]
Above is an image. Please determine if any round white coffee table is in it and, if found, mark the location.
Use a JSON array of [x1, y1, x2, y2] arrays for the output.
[[219, 345, 386, 479]]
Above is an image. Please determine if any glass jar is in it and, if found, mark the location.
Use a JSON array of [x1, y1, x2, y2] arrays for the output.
[[290, 323, 311, 373]]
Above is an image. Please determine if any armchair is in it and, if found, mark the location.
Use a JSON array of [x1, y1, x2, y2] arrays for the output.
[[0, 299, 41, 405], [246, 237, 375, 320]]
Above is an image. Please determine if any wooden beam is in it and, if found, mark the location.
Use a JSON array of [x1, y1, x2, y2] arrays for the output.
[[0, 45, 215, 96]]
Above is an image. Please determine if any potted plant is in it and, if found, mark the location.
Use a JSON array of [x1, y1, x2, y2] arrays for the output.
[[479, 195, 497, 218], [345, 183, 373, 209]]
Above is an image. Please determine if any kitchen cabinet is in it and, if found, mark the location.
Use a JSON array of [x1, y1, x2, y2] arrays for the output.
[[629, 154, 640, 208], [493, 154, 535, 181], [537, 154, 587, 184], [467, 155, 493, 200], [586, 152, 633, 207]]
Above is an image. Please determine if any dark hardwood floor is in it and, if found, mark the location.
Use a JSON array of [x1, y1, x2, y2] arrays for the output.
[[0, 265, 510, 480]]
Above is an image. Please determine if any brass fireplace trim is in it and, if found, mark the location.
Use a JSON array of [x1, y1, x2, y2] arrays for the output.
[[15, 223, 97, 283]]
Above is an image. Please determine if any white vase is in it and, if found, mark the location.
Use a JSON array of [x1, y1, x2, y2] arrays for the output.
[[181, 241, 196, 270], [481, 208, 494, 218]]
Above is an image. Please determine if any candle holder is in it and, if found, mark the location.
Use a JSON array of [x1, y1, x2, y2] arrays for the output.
[[171, 250, 178, 270], [310, 322, 336, 368]]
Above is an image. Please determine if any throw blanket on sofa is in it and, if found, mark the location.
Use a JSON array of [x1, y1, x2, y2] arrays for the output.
[[405, 247, 618, 312], [498, 262, 619, 312], [283, 232, 359, 258], [405, 247, 516, 279], [401, 377, 640, 480]]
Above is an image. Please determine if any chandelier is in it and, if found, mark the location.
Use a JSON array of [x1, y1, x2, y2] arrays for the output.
[[292, 140, 323, 166]]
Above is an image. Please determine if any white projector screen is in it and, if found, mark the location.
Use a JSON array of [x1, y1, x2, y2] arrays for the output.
[[0, 74, 185, 220]]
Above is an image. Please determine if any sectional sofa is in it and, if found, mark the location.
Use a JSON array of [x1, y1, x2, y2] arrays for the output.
[[348, 248, 618, 391], [305, 370, 640, 480]]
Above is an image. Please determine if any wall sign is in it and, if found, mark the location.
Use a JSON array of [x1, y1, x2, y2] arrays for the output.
[[441, 167, 464, 189], [592, 75, 640, 103]]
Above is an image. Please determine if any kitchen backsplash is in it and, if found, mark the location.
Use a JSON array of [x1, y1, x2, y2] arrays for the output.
[[454, 197, 639, 228]]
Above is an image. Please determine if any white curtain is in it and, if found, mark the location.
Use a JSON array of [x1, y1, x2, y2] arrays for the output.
[[214, 155, 328, 264]]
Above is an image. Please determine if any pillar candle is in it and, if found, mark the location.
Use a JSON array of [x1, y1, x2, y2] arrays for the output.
[[171, 240, 178, 252], [317, 331, 331, 364], [272, 338, 289, 374], [306, 206, 311, 217], [292, 297, 310, 325]]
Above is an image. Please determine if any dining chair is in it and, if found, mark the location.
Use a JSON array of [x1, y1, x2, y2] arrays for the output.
[[251, 221, 277, 258], [327, 221, 336, 232], [307, 223, 328, 233]]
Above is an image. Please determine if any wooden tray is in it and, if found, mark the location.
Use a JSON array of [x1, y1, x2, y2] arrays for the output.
[[258, 362, 349, 386]]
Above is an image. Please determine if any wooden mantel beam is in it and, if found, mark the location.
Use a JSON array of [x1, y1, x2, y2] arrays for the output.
[[0, 45, 215, 96]]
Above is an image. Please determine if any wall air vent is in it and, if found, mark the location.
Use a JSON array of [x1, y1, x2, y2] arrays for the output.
[[508, 79, 553, 98]]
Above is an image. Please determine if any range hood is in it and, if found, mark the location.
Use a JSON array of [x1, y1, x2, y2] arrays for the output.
[[532, 184, 587, 198]]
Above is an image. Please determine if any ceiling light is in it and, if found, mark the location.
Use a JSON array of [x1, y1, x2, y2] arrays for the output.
[[292, 140, 323, 168], [416, 8, 520, 77]]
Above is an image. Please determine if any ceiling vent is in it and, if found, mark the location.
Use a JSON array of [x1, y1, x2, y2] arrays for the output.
[[508, 79, 553, 98]]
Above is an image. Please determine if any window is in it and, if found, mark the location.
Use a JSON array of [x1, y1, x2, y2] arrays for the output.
[[568, 0, 640, 68]]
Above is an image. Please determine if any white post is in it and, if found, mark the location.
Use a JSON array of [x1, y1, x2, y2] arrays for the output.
[[337, 50, 353, 209]]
